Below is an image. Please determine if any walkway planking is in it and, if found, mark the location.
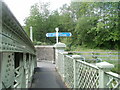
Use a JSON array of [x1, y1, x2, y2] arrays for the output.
[[31, 61, 67, 88]]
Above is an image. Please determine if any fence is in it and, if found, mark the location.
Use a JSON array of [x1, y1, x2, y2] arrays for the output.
[[67, 51, 119, 63], [67, 51, 120, 74], [0, 2, 36, 89], [55, 43, 120, 88]]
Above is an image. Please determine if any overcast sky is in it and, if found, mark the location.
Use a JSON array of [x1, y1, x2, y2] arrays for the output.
[[4, 0, 71, 25]]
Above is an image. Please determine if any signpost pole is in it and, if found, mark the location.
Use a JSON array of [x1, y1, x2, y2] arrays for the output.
[[55, 27, 59, 43], [30, 26, 33, 41]]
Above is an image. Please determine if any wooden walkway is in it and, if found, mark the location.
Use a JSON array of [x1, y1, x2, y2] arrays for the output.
[[31, 61, 67, 88]]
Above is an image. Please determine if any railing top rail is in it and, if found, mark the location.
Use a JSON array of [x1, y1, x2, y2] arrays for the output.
[[76, 59, 99, 69], [105, 72, 120, 79], [67, 51, 119, 53], [66, 54, 75, 60], [2, 2, 35, 49], [1, 2, 36, 54], [58, 51, 68, 54], [35, 45, 54, 48], [80, 59, 119, 61]]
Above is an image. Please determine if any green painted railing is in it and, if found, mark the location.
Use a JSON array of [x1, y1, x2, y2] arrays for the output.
[[56, 51, 120, 88], [0, 1, 36, 89]]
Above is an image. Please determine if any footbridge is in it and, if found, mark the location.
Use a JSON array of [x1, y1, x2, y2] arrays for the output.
[[0, 1, 120, 89]]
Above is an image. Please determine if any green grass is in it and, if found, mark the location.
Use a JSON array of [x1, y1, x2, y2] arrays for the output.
[[66, 45, 120, 74]]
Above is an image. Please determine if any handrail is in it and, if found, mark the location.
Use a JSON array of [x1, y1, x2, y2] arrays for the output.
[[76, 59, 99, 69], [105, 72, 120, 79], [2, 2, 34, 47], [1, 2, 35, 54]]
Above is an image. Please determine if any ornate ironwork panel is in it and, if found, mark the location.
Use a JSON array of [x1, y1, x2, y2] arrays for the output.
[[76, 60, 99, 88], [64, 55, 74, 88]]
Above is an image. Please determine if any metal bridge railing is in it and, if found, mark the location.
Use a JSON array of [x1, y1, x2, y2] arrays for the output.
[[55, 43, 120, 89], [56, 52, 120, 88], [0, 1, 36, 89]]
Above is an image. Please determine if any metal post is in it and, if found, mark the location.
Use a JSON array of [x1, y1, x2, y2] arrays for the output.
[[30, 26, 33, 41], [72, 55, 81, 88], [0, 1, 2, 88], [62, 52, 68, 81], [21, 53, 26, 88], [73, 59, 76, 88], [55, 27, 59, 43], [96, 62, 114, 88], [54, 42, 66, 69]]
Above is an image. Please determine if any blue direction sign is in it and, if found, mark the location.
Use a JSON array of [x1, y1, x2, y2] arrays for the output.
[[46, 33, 56, 37], [58, 32, 72, 37], [46, 32, 72, 37]]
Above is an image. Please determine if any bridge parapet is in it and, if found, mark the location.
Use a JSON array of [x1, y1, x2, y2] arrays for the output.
[[0, 1, 36, 89], [1, 2, 35, 54], [55, 42, 120, 88]]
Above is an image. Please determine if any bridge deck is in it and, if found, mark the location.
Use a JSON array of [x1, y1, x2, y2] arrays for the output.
[[31, 61, 66, 88]]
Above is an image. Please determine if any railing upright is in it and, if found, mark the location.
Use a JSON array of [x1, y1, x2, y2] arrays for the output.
[[96, 62, 114, 88], [54, 42, 66, 69], [62, 52, 68, 81], [72, 55, 81, 88]]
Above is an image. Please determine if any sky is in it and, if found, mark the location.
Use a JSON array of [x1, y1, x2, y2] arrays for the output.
[[3, 0, 71, 25]]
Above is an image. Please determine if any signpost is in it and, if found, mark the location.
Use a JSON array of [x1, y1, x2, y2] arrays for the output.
[[46, 27, 72, 43], [46, 32, 72, 37]]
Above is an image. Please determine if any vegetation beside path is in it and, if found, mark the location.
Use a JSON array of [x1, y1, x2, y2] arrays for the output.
[[65, 45, 119, 74]]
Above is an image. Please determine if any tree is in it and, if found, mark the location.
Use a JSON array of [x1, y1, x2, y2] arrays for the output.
[[24, 2, 119, 50]]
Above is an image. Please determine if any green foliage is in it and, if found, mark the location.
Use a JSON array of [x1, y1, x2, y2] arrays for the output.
[[24, 2, 119, 49], [23, 2, 119, 74], [24, 3, 60, 44], [66, 2, 119, 50]]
